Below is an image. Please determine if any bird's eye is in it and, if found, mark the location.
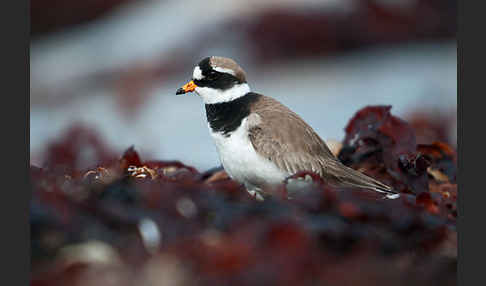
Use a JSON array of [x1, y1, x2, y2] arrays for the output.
[[207, 71, 218, 80]]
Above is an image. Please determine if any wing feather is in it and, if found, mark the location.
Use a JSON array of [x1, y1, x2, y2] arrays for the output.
[[248, 95, 396, 195]]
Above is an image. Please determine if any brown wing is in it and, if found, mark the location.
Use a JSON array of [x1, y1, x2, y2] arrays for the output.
[[248, 95, 395, 194], [248, 95, 336, 175]]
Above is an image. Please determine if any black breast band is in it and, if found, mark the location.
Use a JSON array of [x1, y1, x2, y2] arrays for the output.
[[205, 93, 261, 137]]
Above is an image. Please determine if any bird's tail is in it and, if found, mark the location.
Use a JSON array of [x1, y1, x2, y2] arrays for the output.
[[325, 160, 399, 199]]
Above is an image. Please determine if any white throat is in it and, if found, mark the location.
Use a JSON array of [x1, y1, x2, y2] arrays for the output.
[[196, 83, 251, 104]]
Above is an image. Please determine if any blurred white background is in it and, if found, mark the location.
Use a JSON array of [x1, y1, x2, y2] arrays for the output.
[[30, 0, 457, 171]]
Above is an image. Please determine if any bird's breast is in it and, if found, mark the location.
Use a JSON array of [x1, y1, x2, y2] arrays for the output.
[[208, 118, 287, 187]]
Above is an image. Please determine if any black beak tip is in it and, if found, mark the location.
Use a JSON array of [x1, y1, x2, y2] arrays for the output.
[[176, 88, 185, 95]]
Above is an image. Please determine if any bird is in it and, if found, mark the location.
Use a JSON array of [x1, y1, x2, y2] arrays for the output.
[[176, 56, 399, 200]]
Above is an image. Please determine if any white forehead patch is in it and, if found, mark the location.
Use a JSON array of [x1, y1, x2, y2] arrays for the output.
[[213, 66, 236, 76], [193, 66, 204, 80]]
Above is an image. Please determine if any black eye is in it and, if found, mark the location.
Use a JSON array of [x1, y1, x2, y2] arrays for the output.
[[207, 71, 218, 80]]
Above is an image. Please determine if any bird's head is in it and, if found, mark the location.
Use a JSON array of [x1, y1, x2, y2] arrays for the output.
[[176, 56, 250, 104]]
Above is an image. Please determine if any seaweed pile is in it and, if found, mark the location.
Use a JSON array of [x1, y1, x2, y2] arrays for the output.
[[30, 106, 457, 286]]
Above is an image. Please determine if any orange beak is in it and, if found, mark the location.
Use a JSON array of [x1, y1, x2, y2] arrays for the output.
[[176, 80, 197, 95]]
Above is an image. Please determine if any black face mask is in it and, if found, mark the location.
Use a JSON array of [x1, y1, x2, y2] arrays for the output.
[[193, 57, 244, 91]]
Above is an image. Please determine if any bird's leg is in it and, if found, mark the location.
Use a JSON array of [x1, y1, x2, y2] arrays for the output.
[[245, 185, 265, 201]]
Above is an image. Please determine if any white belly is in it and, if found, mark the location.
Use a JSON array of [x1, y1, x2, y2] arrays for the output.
[[209, 118, 288, 190]]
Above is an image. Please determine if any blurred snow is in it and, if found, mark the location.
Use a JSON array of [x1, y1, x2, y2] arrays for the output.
[[30, 42, 456, 170]]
